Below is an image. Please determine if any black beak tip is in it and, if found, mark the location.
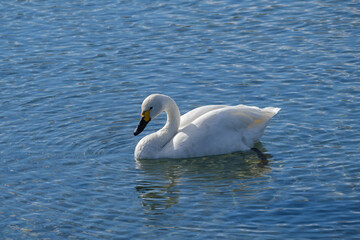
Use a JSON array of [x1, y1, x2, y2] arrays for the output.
[[134, 117, 149, 137]]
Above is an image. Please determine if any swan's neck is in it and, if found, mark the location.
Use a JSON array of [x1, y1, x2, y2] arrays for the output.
[[157, 98, 180, 146]]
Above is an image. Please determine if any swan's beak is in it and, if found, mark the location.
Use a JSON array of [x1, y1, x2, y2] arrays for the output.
[[134, 110, 151, 136], [134, 117, 150, 136]]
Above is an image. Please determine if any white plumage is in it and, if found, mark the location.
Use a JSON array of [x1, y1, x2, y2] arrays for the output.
[[134, 94, 280, 160]]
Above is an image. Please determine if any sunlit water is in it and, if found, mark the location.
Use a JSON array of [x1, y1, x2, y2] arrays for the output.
[[1, 0, 360, 239]]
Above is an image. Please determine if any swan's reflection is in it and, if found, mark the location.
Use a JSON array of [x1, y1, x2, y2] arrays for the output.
[[136, 144, 272, 212]]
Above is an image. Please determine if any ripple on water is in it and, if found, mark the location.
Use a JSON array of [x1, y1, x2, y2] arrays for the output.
[[1, 0, 360, 239]]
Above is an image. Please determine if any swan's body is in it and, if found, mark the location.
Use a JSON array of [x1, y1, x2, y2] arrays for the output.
[[134, 94, 280, 160]]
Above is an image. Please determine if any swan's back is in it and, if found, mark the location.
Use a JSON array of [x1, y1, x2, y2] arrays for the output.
[[159, 105, 280, 159]]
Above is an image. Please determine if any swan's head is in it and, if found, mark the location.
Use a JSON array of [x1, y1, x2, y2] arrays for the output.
[[134, 94, 168, 136]]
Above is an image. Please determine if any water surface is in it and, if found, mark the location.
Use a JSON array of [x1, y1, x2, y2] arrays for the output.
[[1, 0, 360, 239]]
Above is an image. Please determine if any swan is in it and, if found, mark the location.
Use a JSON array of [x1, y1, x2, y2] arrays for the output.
[[134, 94, 280, 162]]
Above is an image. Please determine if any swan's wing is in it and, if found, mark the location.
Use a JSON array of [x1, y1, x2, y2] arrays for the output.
[[179, 105, 227, 129], [161, 105, 280, 158]]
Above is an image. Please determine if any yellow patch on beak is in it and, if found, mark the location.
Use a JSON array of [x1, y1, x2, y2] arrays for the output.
[[141, 109, 151, 122]]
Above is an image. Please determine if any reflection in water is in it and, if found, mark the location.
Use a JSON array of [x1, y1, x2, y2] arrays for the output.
[[136, 144, 272, 212]]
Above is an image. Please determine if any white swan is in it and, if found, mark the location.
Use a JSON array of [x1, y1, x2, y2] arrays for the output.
[[134, 94, 280, 160]]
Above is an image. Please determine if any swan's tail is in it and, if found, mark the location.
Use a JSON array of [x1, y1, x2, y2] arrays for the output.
[[236, 104, 281, 120], [241, 106, 280, 148], [262, 107, 281, 118]]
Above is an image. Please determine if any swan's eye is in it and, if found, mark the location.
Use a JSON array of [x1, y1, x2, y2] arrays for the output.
[[150, 107, 153, 110]]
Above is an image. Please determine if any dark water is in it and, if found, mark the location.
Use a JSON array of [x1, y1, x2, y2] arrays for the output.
[[1, 0, 360, 239]]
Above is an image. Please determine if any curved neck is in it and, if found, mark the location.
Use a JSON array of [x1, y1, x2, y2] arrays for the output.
[[158, 97, 180, 146]]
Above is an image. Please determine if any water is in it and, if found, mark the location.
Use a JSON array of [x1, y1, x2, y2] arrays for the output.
[[1, 0, 360, 239]]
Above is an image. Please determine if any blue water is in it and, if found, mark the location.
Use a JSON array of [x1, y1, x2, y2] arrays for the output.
[[1, 0, 360, 239]]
